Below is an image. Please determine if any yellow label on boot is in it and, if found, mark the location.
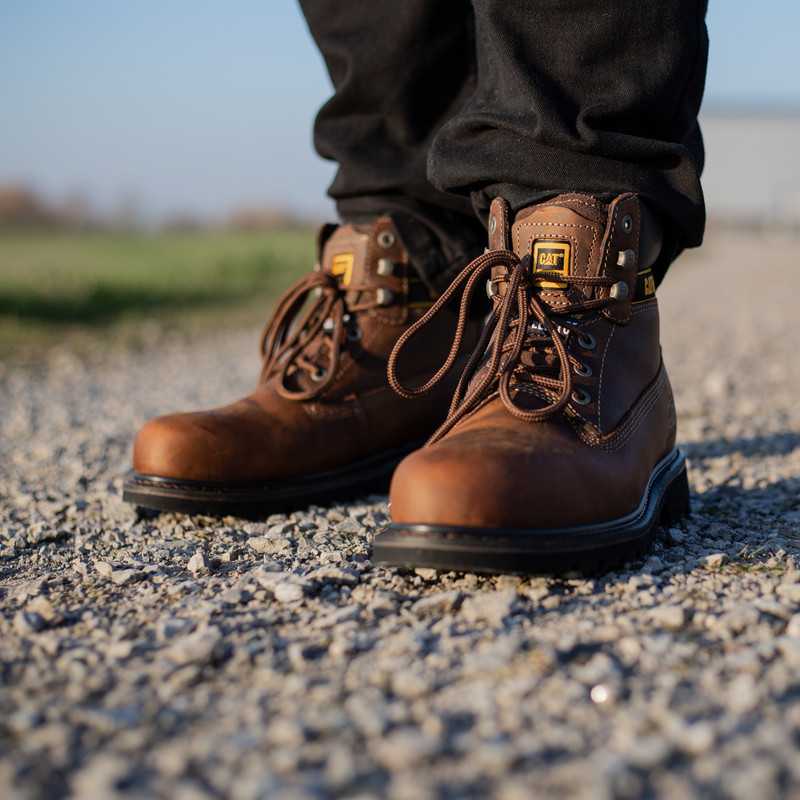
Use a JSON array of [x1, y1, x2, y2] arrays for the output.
[[633, 268, 657, 304], [532, 242, 570, 289], [330, 253, 355, 285]]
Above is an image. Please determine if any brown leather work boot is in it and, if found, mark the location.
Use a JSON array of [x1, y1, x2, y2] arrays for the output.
[[123, 217, 480, 518], [374, 194, 690, 574]]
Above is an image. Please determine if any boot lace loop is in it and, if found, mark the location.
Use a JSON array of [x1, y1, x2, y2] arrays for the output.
[[387, 249, 615, 444], [259, 272, 375, 400]]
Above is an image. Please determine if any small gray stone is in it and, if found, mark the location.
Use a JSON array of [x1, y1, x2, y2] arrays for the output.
[[265, 522, 295, 538], [70, 754, 131, 798], [754, 599, 793, 620], [648, 604, 685, 629], [626, 736, 673, 770], [273, 581, 305, 604], [776, 636, 800, 668], [333, 517, 362, 535], [14, 610, 46, 634], [307, 565, 360, 585], [460, 588, 521, 626], [314, 606, 361, 629], [785, 613, 800, 637], [187, 550, 210, 575], [368, 591, 399, 617], [219, 586, 251, 606], [674, 721, 715, 756], [411, 590, 462, 618], [157, 617, 195, 641], [254, 561, 284, 575], [248, 536, 293, 555], [94, 560, 114, 578], [776, 583, 800, 604], [110, 568, 146, 586], [375, 728, 442, 769], [716, 603, 760, 636], [726, 673, 761, 715], [666, 527, 685, 545], [164, 626, 223, 667]]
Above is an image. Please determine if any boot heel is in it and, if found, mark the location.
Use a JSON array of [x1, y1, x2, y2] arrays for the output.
[[660, 461, 690, 523]]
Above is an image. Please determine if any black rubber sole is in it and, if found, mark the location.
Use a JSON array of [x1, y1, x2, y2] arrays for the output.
[[373, 449, 690, 576], [122, 441, 424, 519]]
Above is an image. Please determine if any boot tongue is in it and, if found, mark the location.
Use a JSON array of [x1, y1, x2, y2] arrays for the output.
[[510, 194, 609, 309], [279, 222, 373, 393], [319, 222, 372, 291]]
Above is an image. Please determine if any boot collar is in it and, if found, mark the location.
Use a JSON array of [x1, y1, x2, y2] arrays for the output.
[[487, 193, 662, 323]]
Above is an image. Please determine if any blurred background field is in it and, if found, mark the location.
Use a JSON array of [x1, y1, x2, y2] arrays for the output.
[[0, 226, 313, 358], [1, 1, 799, 360]]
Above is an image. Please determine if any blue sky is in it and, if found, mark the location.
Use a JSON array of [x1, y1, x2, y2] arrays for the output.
[[1, 1, 798, 223]]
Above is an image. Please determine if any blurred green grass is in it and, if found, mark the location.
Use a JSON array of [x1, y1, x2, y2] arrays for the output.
[[0, 228, 316, 357]]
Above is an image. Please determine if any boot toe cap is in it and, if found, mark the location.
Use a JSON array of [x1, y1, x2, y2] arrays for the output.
[[132, 412, 244, 483], [389, 431, 643, 531]]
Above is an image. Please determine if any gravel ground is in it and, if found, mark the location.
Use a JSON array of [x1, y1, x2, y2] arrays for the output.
[[2, 228, 800, 800]]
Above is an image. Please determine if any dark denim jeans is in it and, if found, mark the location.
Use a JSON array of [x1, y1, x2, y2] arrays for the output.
[[299, 0, 708, 288]]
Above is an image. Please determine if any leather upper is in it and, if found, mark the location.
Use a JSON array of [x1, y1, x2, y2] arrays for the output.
[[389, 194, 678, 530], [133, 218, 479, 484]]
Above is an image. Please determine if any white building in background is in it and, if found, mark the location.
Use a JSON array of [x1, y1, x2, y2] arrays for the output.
[[700, 111, 800, 228]]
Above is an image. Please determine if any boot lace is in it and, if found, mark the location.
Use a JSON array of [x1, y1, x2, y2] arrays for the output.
[[387, 249, 615, 444], [259, 271, 379, 400]]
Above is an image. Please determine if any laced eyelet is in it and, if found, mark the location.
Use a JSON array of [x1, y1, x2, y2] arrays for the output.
[[376, 258, 395, 277], [610, 281, 628, 301], [577, 332, 596, 350], [310, 367, 328, 382], [376, 287, 395, 307], [572, 388, 591, 406], [573, 362, 592, 377], [617, 249, 635, 269]]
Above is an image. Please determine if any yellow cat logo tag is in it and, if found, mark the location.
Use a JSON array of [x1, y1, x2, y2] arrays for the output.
[[633, 269, 657, 304], [532, 242, 570, 289], [331, 253, 354, 285]]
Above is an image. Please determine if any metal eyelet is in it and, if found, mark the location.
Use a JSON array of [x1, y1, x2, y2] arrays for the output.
[[377, 231, 396, 249], [486, 278, 500, 298], [376, 258, 394, 276], [610, 281, 629, 301], [573, 362, 592, 377], [577, 332, 596, 350], [376, 287, 395, 307], [346, 325, 362, 341], [572, 388, 591, 406], [622, 214, 634, 234], [310, 367, 328, 382], [617, 249, 635, 269]]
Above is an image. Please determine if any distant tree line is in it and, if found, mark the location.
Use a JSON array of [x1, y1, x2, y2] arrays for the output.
[[0, 185, 90, 230], [0, 184, 304, 231]]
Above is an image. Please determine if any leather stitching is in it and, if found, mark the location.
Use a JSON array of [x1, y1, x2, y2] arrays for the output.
[[572, 365, 667, 452], [596, 325, 615, 433]]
